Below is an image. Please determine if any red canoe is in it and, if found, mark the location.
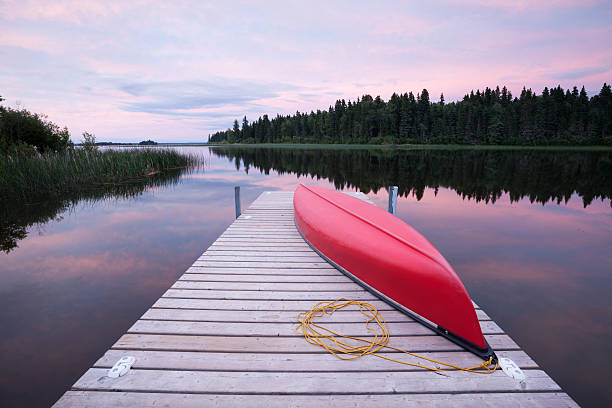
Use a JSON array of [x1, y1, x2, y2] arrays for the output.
[[294, 184, 495, 360]]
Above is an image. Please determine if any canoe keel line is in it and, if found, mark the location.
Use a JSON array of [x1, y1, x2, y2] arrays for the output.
[[294, 184, 496, 362]]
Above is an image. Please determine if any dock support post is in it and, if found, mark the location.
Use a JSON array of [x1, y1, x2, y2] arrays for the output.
[[234, 186, 241, 219], [388, 186, 398, 215]]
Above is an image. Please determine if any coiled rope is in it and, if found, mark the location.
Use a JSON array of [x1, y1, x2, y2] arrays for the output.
[[295, 298, 497, 374]]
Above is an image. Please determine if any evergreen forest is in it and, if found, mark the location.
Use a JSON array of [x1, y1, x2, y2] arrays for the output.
[[209, 84, 612, 146]]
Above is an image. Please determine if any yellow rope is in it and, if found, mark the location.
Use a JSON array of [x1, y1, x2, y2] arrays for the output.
[[295, 298, 498, 374]]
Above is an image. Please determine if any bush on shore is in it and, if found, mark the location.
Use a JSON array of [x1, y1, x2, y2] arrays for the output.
[[0, 105, 72, 153]]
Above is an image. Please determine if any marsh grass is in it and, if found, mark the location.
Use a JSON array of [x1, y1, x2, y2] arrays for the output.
[[0, 148, 203, 201]]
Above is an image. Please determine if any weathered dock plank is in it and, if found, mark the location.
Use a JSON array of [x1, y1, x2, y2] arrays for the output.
[[110, 333, 521, 353], [94, 349, 538, 372], [70, 368, 560, 394], [55, 391, 577, 408], [53, 191, 576, 407], [141, 308, 492, 322], [126, 320, 504, 337]]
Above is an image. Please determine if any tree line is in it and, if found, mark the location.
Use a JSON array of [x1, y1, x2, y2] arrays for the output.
[[209, 83, 612, 146]]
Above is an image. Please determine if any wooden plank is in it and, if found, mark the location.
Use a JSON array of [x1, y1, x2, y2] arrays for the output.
[[235, 215, 295, 218], [213, 238, 307, 244], [171, 281, 363, 291], [206, 246, 311, 252], [210, 243, 310, 248], [141, 308, 491, 323], [192, 261, 332, 268], [220, 233, 302, 238], [152, 298, 397, 311], [113, 334, 520, 353], [228, 219, 296, 223], [128, 320, 504, 337], [222, 230, 299, 233], [222, 232, 301, 236], [228, 224, 297, 228], [247, 207, 294, 210], [219, 228, 298, 231], [185, 267, 339, 275], [94, 349, 537, 372], [71, 368, 559, 394], [198, 256, 325, 263], [211, 242, 309, 247], [231, 225, 297, 228], [246, 206, 289, 209], [152, 297, 482, 311], [54, 391, 578, 408], [162, 289, 375, 301], [225, 227, 299, 232], [233, 220, 296, 223], [203, 251, 318, 257], [213, 238, 306, 243], [246, 210, 294, 212], [179, 274, 359, 283], [158, 293, 482, 311], [236, 214, 295, 217]]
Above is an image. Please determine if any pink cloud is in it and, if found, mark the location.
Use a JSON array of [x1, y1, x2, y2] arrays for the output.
[[443, 0, 606, 12]]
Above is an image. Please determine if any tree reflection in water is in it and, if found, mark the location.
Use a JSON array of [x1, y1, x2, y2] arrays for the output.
[[211, 146, 611, 207], [1, 169, 185, 254]]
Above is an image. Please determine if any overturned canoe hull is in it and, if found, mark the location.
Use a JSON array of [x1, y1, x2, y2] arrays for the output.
[[293, 184, 495, 361]]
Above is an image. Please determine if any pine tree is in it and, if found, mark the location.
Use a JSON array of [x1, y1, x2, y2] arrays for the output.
[[209, 83, 612, 146]]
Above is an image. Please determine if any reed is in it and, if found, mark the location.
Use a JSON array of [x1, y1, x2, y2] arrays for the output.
[[0, 148, 202, 201]]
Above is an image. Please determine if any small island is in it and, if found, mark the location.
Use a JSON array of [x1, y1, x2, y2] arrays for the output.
[[138, 139, 158, 145]]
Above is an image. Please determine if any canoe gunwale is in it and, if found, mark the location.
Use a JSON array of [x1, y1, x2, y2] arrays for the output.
[[293, 212, 497, 363]]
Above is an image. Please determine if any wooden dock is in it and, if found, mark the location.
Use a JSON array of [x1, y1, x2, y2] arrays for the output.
[[53, 191, 577, 407]]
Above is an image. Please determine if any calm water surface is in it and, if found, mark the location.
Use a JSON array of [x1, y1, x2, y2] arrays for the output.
[[0, 146, 610, 407]]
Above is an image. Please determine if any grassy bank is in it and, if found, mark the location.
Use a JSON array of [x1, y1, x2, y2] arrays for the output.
[[0, 148, 202, 201]]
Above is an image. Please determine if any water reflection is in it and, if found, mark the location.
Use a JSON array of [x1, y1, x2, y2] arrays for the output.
[[0, 169, 185, 253], [211, 146, 612, 207]]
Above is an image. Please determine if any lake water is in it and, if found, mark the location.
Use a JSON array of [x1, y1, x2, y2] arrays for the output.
[[1, 146, 610, 407]]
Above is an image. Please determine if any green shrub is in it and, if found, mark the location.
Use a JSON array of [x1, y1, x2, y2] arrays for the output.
[[0, 106, 72, 152]]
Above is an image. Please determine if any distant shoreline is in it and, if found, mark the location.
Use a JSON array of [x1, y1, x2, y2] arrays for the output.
[[93, 143, 210, 147], [96, 142, 612, 151], [204, 143, 612, 151]]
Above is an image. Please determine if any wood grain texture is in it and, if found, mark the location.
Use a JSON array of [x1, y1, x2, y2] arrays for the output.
[[162, 289, 375, 301], [184, 267, 339, 275], [127, 320, 504, 337], [93, 349, 537, 372], [192, 261, 333, 268], [178, 273, 353, 283], [71, 368, 560, 394], [140, 308, 491, 323], [171, 281, 364, 291], [152, 298, 398, 311], [112, 333, 519, 353], [54, 391, 578, 408]]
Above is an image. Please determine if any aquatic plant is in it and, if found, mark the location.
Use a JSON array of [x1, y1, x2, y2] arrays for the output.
[[0, 148, 203, 201]]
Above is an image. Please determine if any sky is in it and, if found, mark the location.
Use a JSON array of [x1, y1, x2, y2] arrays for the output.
[[1, 0, 611, 143]]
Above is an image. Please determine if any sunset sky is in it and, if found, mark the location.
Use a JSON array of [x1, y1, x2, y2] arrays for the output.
[[2, 0, 611, 142]]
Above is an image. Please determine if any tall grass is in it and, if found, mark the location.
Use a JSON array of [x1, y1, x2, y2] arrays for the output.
[[0, 148, 203, 201]]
